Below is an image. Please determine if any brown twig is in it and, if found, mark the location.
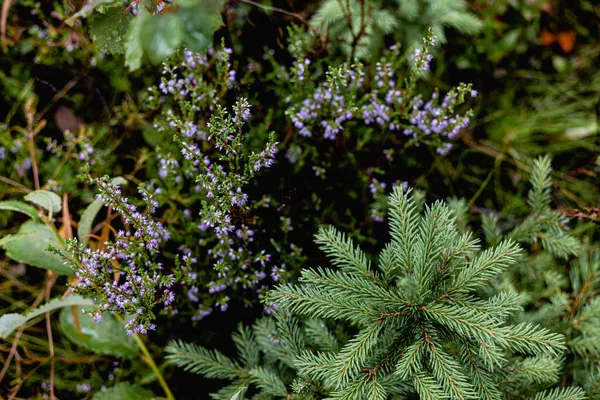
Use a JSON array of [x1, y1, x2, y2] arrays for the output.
[[563, 207, 600, 221], [24, 98, 40, 190], [0, 0, 11, 52], [35, 76, 81, 124], [8, 362, 46, 400], [59, 193, 73, 239]]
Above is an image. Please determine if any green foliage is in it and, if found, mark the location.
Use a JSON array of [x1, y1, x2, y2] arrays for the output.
[[140, 13, 184, 64], [311, 0, 482, 58], [166, 316, 340, 399], [169, 187, 579, 399], [89, 6, 132, 54], [59, 307, 139, 359], [1, 0, 598, 398], [0, 295, 94, 339], [24, 189, 62, 214], [505, 156, 581, 260], [91, 382, 156, 399], [0, 200, 41, 222], [0, 220, 72, 275], [83, 0, 225, 69]]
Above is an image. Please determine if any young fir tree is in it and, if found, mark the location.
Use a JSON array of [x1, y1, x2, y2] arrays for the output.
[[166, 185, 586, 399], [478, 156, 600, 396]]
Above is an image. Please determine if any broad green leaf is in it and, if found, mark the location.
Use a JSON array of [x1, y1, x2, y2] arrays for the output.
[[78, 200, 104, 246], [89, 6, 132, 54], [125, 5, 148, 71], [0, 295, 94, 339], [178, 4, 223, 53], [0, 220, 72, 275], [24, 190, 62, 214], [0, 200, 41, 221], [60, 307, 139, 359], [141, 13, 183, 64], [92, 383, 156, 400]]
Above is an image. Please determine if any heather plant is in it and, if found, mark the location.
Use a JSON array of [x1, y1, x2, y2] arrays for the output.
[[140, 44, 290, 319], [167, 185, 583, 399], [62, 174, 175, 334], [0, 186, 172, 398], [1, 0, 599, 398], [284, 28, 476, 157]]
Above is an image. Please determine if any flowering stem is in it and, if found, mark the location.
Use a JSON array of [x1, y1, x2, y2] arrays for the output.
[[116, 315, 175, 400]]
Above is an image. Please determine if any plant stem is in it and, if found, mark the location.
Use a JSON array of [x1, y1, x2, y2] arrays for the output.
[[126, 319, 175, 400], [239, 0, 306, 24]]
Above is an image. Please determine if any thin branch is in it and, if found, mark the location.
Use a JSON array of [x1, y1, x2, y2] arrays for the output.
[[24, 98, 40, 190], [0, 0, 11, 51], [0, 175, 31, 192], [35, 76, 81, 123], [239, 0, 306, 24], [8, 362, 46, 400]]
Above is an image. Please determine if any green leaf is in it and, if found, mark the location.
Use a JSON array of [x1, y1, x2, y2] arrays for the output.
[[178, 4, 223, 53], [89, 6, 132, 54], [60, 307, 139, 359], [24, 190, 62, 214], [0, 295, 94, 339], [0, 200, 41, 221], [0, 221, 73, 275], [141, 13, 183, 64], [125, 6, 148, 71], [78, 200, 104, 246], [92, 383, 156, 400]]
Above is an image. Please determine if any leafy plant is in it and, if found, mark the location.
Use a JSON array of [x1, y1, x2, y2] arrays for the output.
[[70, 0, 225, 70]]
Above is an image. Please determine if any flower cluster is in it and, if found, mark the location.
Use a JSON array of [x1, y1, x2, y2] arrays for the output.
[[186, 98, 279, 237], [404, 83, 476, 154], [288, 63, 363, 139], [285, 28, 475, 155], [409, 29, 436, 72], [65, 177, 173, 334], [152, 42, 234, 111], [143, 46, 294, 319]]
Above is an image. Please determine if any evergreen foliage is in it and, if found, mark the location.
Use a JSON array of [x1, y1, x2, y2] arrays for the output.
[[505, 156, 581, 260], [167, 186, 582, 399], [484, 156, 600, 396], [311, 0, 483, 59]]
